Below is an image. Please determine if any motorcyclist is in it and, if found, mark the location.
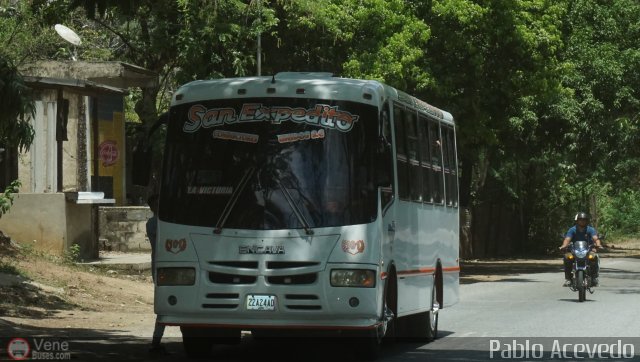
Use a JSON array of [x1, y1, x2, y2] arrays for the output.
[[559, 212, 603, 287]]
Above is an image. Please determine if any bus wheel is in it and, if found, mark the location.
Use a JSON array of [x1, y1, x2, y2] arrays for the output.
[[400, 279, 439, 342], [382, 275, 397, 344], [426, 278, 440, 341], [356, 276, 395, 360], [181, 327, 212, 359]]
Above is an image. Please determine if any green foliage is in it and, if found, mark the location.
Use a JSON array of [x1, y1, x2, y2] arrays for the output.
[[13, 0, 640, 256], [0, 258, 22, 275], [64, 243, 81, 264], [0, 57, 35, 151], [0, 2, 59, 64], [598, 188, 640, 238], [561, 0, 640, 179], [323, 0, 431, 89], [0, 180, 21, 218]]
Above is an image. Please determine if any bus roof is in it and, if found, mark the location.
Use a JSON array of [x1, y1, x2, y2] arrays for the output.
[[172, 72, 454, 125]]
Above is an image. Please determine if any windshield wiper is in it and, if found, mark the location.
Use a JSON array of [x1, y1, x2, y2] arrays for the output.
[[277, 180, 314, 235], [214, 167, 256, 234]]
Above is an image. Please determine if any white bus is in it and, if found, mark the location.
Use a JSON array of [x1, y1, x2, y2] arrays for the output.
[[153, 72, 459, 358]]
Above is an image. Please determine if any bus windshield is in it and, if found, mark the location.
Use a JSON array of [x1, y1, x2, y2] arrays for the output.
[[159, 97, 379, 230]]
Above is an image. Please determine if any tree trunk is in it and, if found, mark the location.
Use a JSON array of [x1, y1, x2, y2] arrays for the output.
[[136, 85, 161, 127]]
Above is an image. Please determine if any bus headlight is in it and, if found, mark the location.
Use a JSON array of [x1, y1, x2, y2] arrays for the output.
[[157, 267, 196, 286], [330, 269, 376, 288]]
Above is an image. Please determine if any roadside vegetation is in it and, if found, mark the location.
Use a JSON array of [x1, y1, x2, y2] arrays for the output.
[[1, 0, 639, 257]]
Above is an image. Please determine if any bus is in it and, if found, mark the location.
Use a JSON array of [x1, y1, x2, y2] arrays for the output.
[[151, 72, 459, 358]]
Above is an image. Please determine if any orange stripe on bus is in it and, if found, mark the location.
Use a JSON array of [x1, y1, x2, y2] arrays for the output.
[[397, 266, 460, 276], [397, 268, 436, 276], [442, 266, 461, 272]]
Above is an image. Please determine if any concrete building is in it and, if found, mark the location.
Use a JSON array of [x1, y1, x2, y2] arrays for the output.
[[0, 61, 157, 260]]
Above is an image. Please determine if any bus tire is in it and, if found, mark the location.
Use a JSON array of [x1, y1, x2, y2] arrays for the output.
[[401, 312, 429, 341], [355, 271, 396, 360], [383, 271, 397, 344], [400, 276, 439, 342], [426, 276, 439, 341]]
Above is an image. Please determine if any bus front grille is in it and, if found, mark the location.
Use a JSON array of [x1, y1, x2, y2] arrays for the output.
[[284, 294, 322, 311], [209, 261, 259, 269], [266, 261, 320, 269], [209, 272, 257, 284], [267, 273, 317, 285], [202, 292, 240, 309]]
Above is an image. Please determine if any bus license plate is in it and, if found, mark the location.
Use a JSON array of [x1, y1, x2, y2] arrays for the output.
[[246, 294, 276, 311]]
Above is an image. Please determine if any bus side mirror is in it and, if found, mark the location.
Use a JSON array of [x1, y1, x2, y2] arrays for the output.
[[132, 140, 152, 186], [375, 137, 392, 187]]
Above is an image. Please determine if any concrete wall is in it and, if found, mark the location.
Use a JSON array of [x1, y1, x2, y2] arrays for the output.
[[0, 193, 95, 259], [0, 195, 153, 258], [18, 90, 84, 194], [98, 206, 152, 252]]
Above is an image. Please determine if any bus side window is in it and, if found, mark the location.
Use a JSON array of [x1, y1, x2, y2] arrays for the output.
[[393, 105, 410, 201], [418, 115, 433, 203], [442, 126, 458, 207], [405, 110, 422, 202], [428, 120, 444, 204]]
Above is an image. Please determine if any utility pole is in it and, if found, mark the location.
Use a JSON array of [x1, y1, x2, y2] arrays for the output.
[[257, 0, 262, 76]]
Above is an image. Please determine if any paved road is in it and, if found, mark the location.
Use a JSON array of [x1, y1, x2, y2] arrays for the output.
[[443, 257, 640, 338], [402, 257, 640, 361], [2, 257, 639, 361]]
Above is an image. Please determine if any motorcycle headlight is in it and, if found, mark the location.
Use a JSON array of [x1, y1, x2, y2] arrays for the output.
[[574, 248, 588, 258]]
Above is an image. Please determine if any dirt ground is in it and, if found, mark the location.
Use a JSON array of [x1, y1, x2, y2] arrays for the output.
[[0, 243, 162, 338], [1, 238, 639, 338]]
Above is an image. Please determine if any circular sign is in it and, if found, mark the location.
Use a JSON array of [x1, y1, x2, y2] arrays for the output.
[[98, 140, 119, 167]]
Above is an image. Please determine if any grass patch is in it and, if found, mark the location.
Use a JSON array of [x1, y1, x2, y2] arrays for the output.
[[0, 258, 24, 276]]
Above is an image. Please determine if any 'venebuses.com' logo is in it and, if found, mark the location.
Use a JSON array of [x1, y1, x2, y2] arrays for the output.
[[7, 338, 30, 360]]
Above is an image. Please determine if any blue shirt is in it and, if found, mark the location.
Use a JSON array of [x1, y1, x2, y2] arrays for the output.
[[565, 225, 598, 245]]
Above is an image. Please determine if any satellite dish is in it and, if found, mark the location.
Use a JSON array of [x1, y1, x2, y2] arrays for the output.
[[54, 24, 82, 61], [54, 24, 82, 46]]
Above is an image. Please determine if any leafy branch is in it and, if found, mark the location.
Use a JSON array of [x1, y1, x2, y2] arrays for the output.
[[0, 180, 21, 218]]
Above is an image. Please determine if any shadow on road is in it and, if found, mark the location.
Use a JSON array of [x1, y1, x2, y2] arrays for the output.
[[0, 283, 79, 319], [0, 323, 489, 362], [0, 319, 153, 361], [557, 298, 598, 303], [460, 259, 562, 284]]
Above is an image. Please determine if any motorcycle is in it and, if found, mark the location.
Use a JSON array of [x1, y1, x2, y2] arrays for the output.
[[564, 240, 598, 302]]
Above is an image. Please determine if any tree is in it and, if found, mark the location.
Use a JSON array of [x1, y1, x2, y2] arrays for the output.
[[0, 56, 35, 152], [27, 0, 640, 253], [262, 0, 432, 91], [0, 57, 34, 218], [65, 0, 273, 126], [410, 0, 569, 255]]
